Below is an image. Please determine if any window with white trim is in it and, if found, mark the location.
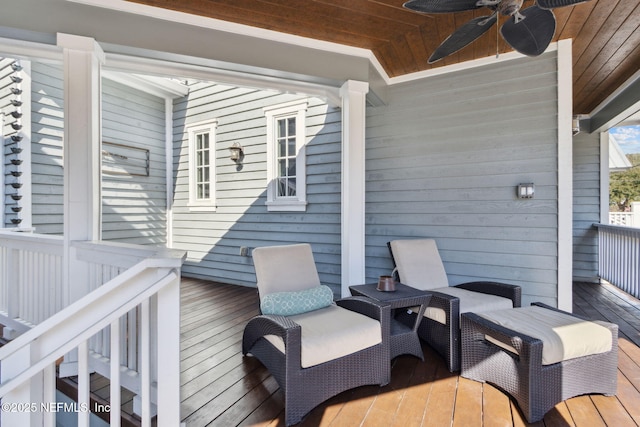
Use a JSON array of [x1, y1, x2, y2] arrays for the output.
[[263, 100, 308, 211], [188, 120, 217, 210]]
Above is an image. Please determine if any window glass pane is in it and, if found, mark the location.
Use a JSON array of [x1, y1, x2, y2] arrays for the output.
[[288, 137, 296, 157], [279, 159, 287, 177], [203, 150, 209, 166], [278, 119, 286, 139], [277, 178, 286, 197], [202, 133, 209, 149], [288, 117, 296, 137], [288, 177, 296, 197], [196, 134, 202, 150], [278, 139, 286, 158], [289, 161, 296, 177]]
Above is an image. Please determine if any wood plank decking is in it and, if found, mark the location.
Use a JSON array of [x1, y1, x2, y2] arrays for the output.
[[180, 278, 640, 427]]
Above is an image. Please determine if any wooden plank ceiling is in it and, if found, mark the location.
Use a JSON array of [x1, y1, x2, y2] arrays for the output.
[[128, 0, 640, 115]]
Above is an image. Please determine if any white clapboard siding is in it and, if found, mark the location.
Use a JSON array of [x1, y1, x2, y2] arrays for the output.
[[365, 53, 561, 306], [101, 78, 167, 245], [573, 131, 601, 282], [29, 62, 65, 233], [172, 82, 342, 293]]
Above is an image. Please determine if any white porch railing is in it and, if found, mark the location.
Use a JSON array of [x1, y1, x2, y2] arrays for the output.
[[0, 231, 186, 426], [609, 211, 638, 227], [595, 223, 640, 299], [0, 231, 63, 337], [609, 202, 640, 227]]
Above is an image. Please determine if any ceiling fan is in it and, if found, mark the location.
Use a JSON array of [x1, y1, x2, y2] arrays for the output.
[[403, 0, 591, 63]]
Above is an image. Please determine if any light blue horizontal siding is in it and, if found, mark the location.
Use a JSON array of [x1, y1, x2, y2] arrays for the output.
[[172, 82, 342, 294], [30, 61, 65, 234], [573, 131, 601, 282], [101, 78, 167, 245], [365, 53, 560, 306]]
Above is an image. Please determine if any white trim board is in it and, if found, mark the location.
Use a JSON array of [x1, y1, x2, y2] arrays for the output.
[[557, 39, 573, 312]]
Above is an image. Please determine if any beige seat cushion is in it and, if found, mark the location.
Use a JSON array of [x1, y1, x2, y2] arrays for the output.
[[264, 304, 382, 368], [410, 286, 514, 325], [478, 306, 613, 365]]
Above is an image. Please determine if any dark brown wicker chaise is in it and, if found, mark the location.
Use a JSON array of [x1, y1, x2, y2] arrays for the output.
[[242, 243, 391, 426], [388, 238, 521, 371], [461, 302, 618, 422]]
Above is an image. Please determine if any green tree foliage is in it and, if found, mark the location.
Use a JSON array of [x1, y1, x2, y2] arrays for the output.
[[610, 153, 640, 211]]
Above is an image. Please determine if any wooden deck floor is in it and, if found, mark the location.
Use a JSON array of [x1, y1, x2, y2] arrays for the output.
[[180, 278, 640, 427]]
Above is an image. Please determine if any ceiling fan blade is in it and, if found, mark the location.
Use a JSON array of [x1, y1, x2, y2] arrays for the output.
[[536, 0, 590, 10], [428, 15, 497, 63], [403, 0, 481, 13], [500, 6, 556, 57]]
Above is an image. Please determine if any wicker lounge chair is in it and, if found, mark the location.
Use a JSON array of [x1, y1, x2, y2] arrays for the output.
[[388, 238, 521, 371], [461, 302, 618, 422], [242, 243, 391, 426]]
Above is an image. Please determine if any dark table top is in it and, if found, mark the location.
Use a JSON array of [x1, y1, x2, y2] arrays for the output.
[[349, 282, 431, 307]]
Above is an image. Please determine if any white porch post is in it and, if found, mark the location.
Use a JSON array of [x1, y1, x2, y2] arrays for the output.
[[57, 34, 104, 378], [557, 39, 573, 311], [340, 80, 369, 297], [58, 34, 104, 303]]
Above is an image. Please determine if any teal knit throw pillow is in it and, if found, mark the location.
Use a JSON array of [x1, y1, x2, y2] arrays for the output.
[[260, 285, 334, 316]]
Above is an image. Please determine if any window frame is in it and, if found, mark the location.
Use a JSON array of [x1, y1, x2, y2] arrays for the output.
[[187, 120, 218, 211], [263, 99, 308, 212]]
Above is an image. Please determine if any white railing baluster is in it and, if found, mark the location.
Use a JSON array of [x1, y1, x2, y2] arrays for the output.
[[141, 299, 151, 427], [110, 319, 122, 427], [43, 363, 56, 427], [77, 340, 90, 427]]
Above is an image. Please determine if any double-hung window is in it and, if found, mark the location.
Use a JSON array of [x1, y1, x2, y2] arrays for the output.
[[187, 120, 217, 210], [263, 100, 308, 211]]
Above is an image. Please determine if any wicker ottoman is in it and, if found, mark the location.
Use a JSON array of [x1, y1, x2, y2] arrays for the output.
[[461, 302, 618, 423]]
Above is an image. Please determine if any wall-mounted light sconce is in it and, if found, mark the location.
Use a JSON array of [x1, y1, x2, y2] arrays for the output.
[[228, 142, 243, 162], [517, 183, 535, 199], [572, 117, 581, 136]]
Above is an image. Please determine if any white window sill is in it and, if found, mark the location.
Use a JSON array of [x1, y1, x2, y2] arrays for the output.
[[265, 200, 307, 212], [188, 204, 217, 212]]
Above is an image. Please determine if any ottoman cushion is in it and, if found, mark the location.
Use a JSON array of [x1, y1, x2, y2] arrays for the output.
[[478, 306, 613, 365]]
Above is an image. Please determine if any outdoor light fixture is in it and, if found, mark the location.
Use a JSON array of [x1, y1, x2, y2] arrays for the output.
[[228, 142, 243, 162], [517, 183, 535, 199], [572, 116, 582, 136]]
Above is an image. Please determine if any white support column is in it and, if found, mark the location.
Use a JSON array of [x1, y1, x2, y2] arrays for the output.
[[600, 132, 610, 225], [340, 80, 369, 297], [57, 33, 104, 304], [557, 39, 573, 311], [57, 34, 104, 379]]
